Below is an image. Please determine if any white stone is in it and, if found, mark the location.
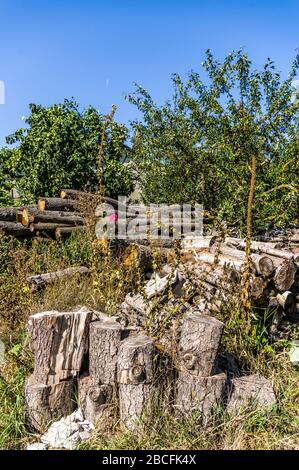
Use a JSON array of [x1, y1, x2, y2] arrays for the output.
[[40, 409, 93, 450], [27, 442, 47, 450]]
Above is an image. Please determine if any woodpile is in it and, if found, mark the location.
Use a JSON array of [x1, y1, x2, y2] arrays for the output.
[[25, 303, 276, 435], [180, 235, 299, 324], [0, 188, 212, 240]]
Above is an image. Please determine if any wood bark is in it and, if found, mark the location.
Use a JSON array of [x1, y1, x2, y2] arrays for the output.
[[227, 374, 276, 412], [271, 257, 297, 292], [178, 312, 224, 377], [119, 383, 152, 431], [117, 333, 154, 431], [89, 318, 124, 385], [78, 374, 113, 426], [213, 245, 274, 277], [175, 372, 227, 422], [226, 237, 299, 267], [38, 197, 81, 212], [27, 307, 92, 384], [29, 222, 75, 233], [22, 208, 84, 227], [27, 266, 90, 290], [0, 221, 32, 237], [25, 374, 75, 432], [0, 207, 19, 222]]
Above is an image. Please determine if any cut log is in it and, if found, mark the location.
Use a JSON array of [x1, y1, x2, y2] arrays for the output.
[[213, 245, 274, 277], [117, 333, 154, 385], [37, 197, 81, 212], [0, 207, 19, 222], [29, 222, 74, 233], [118, 333, 154, 431], [27, 307, 92, 385], [0, 221, 32, 237], [89, 318, 124, 385], [271, 257, 297, 292], [25, 375, 75, 432], [78, 375, 113, 426], [27, 266, 90, 290], [181, 236, 217, 250], [22, 208, 84, 227], [60, 189, 96, 201], [119, 383, 152, 431], [178, 312, 224, 377], [226, 238, 299, 267], [175, 372, 226, 422], [227, 374, 276, 412]]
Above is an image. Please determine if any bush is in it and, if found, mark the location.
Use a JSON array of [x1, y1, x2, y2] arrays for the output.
[[128, 50, 299, 233], [0, 99, 133, 203]]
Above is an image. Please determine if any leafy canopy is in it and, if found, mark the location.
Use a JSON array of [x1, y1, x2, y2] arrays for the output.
[[128, 50, 299, 233], [0, 99, 133, 203]]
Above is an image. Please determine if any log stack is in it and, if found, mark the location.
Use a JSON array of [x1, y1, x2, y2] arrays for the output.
[[0, 189, 212, 240]]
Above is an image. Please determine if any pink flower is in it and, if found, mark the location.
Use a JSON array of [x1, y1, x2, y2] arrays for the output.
[[109, 213, 118, 222]]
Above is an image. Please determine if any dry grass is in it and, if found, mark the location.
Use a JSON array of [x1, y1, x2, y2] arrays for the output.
[[0, 229, 299, 450]]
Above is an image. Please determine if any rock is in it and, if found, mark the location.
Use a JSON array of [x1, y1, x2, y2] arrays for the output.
[[40, 409, 94, 450], [227, 374, 276, 412], [26, 442, 47, 450]]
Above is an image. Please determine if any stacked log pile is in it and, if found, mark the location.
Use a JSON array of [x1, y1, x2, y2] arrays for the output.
[[180, 235, 299, 325], [0, 189, 212, 240]]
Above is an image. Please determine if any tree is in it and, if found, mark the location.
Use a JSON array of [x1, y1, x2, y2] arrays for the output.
[[0, 99, 133, 203], [128, 50, 299, 233]]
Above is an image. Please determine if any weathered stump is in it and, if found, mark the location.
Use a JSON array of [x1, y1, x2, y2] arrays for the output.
[[117, 333, 154, 431], [25, 375, 75, 432], [227, 374, 276, 412], [28, 307, 92, 384], [175, 372, 227, 422], [178, 312, 224, 376], [78, 375, 113, 426], [89, 318, 124, 385]]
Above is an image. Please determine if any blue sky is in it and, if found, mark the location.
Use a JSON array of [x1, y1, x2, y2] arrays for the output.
[[0, 0, 298, 145]]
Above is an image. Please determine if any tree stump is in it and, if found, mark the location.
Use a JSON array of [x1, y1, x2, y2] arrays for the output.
[[117, 333, 154, 430], [175, 372, 227, 422], [89, 318, 124, 385], [227, 374, 276, 412], [25, 375, 75, 432], [178, 312, 224, 376], [28, 307, 92, 384], [78, 375, 113, 426]]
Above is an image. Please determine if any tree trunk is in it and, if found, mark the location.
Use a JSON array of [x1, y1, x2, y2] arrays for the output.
[[271, 257, 297, 292], [226, 238, 299, 267], [117, 333, 154, 431], [89, 318, 124, 385], [27, 307, 92, 384], [178, 312, 224, 377], [25, 374, 75, 432], [78, 374, 113, 426], [175, 372, 227, 423], [27, 266, 90, 290], [213, 244, 274, 277], [29, 222, 74, 233], [0, 207, 19, 222], [22, 208, 84, 227], [0, 221, 32, 237], [38, 197, 81, 212]]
